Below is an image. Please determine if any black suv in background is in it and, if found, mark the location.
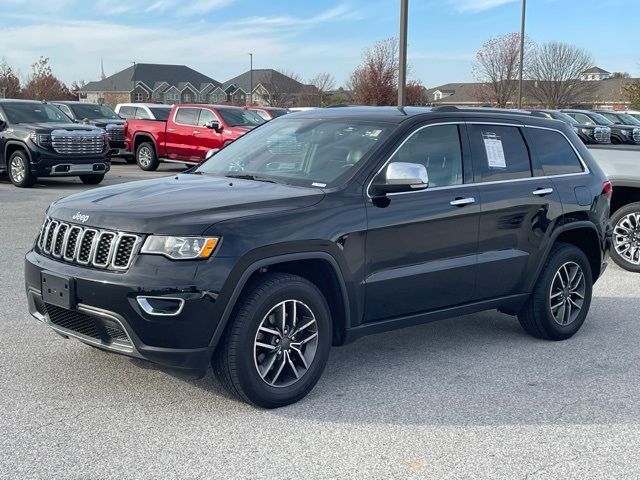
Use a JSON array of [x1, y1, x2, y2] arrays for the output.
[[562, 109, 640, 145], [528, 109, 611, 144], [0, 100, 110, 187], [25, 107, 611, 407], [51, 101, 129, 158]]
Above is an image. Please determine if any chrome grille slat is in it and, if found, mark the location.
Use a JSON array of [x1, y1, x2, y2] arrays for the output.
[[37, 217, 140, 271], [50, 129, 104, 155]]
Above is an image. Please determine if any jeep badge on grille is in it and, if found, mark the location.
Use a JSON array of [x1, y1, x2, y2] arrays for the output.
[[72, 212, 90, 223]]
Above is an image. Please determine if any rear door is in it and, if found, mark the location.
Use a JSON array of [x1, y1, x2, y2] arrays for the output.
[[364, 122, 480, 322], [467, 121, 563, 300], [165, 107, 200, 160]]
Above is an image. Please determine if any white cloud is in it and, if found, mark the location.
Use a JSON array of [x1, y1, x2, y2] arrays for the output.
[[451, 0, 518, 13]]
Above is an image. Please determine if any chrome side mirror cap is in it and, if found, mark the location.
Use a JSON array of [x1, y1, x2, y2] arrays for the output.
[[372, 162, 429, 196]]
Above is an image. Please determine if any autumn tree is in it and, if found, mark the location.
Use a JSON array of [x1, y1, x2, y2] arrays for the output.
[[309, 72, 336, 106], [350, 37, 399, 105], [406, 80, 425, 106], [528, 42, 596, 108], [0, 58, 21, 99], [623, 80, 640, 109], [21, 56, 75, 101], [472, 33, 530, 107]]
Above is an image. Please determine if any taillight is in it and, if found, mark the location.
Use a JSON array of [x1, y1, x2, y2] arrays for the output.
[[602, 180, 612, 201]]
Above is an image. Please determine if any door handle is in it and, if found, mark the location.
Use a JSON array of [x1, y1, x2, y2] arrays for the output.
[[533, 188, 554, 196], [167, 128, 175, 132], [193, 130, 201, 134], [450, 197, 476, 207]]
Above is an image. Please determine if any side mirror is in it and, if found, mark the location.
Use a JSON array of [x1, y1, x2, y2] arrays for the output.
[[206, 120, 223, 133], [371, 162, 429, 196]]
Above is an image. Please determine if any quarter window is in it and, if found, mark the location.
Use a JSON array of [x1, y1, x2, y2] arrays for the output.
[[174, 108, 199, 125], [526, 128, 584, 176], [386, 124, 463, 187], [469, 124, 531, 182]]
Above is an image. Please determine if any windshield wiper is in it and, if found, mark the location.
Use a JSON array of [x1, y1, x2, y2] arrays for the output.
[[225, 173, 277, 183]]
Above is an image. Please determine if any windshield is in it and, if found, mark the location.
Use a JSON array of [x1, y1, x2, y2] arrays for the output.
[[589, 112, 614, 125], [69, 104, 119, 120], [217, 108, 266, 127], [551, 111, 579, 125], [2, 102, 71, 124], [148, 107, 170, 121], [618, 113, 640, 125], [196, 118, 394, 187]]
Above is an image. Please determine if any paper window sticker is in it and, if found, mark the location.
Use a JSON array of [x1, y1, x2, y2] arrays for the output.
[[482, 132, 507, 169]]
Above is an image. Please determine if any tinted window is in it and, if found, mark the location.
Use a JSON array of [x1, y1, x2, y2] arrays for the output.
[[2, 102, 71, 124], [174, 108, 199, 125], [69, 104, 119, 120], [526, 128, 583, 176], [217, 108, 265, 127], [387, 124, 463, 187], [568, 113, 594, 125], [469, 124, 531, 182], [135, 107, 151, 120], [148, 107, 170, 121], [56, 104, 73, 118]]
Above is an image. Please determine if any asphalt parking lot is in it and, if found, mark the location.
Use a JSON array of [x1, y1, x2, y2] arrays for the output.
[[1, 161, 640, 479]]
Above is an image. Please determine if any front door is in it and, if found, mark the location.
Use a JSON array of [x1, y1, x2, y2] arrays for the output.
[[194, 108, 225, 160], [364, 123, 480, 322], [166, 107, 200, 160]]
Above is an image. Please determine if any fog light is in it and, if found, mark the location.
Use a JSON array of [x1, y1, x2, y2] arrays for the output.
[[137, 296, 185, 316]]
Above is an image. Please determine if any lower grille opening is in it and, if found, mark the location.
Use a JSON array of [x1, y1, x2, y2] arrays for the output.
[[44, 303, 131, 347]]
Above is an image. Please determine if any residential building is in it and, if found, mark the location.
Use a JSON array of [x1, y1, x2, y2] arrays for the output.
[[80, 63, 222, 107], [580, 66, 612, 82], [223, 69, 319, 107]]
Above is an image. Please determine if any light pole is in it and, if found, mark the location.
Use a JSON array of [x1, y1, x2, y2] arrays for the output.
[[517, 0, 527, 108], [248, 53, 253, 106], [131, 61, 136, 102], [398, 0, 409, 107]]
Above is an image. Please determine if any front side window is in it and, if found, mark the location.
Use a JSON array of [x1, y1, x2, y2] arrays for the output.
[[216, 108, 265, 127], [174, 108, 200, 125], [118, 106, 135, 118], [386, 124, 463, 187], [197, 109, 217, 126], [601, 112, 621, 124], [134, 107, 151, 120], [196, 118, 394, 187], [526, 128, 583, 176], [568, 113, 594, 125], [2, 102, 71, 124], [469, 124, 532, 182]]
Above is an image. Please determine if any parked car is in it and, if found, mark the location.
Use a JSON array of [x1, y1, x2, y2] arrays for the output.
[[0, 99, 110, 187], [626, 110, 640, 122], [51, 101, 128, 157], [115, 103, 172, 121], [593, 109, 640, 132], [589, 146, 640, 272], [562, 109, 640, 145], [528, 109, 611, 144], [124, 104, 265, 171], [244, 106, 289, 120], [25, 106, 611, 407]]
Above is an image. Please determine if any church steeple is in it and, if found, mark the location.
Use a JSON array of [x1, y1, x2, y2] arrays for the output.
[[100, 57, 106, 80]]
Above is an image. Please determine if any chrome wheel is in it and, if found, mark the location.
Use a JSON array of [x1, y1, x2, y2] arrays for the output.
[[138, 146, 152, 167], [549, 261, 586, 326], [253, 299, 319, 388], [10, 156, 26, 183], [613, 212, 640, 265]]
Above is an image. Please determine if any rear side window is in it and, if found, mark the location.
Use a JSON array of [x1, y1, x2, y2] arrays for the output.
[[118, 106, 135, 118], [174, 108, 199, 125], [468, 124, 531, 182], [135, 107, 151, 120], [526, 128, 584, 176]]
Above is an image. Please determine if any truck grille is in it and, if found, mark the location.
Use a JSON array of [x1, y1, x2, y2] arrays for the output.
[[594, 126, 611, 143], [106, 125, 125, 142], [38, 217, 141, 271], [51, 129, 104, 155]]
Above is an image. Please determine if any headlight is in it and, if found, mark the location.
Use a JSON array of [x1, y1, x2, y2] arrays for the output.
[[28, 131, 51, 148], [621, 129, 632, 137], [141, 235, 220, 260], [580, 128, 594, 137]]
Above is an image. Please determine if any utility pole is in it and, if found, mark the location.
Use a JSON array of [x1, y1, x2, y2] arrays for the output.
[[131, 61, 137, 102], [248, 53, 253, 106], [398, 0, 409, 107], [517, 0, 527, 108]]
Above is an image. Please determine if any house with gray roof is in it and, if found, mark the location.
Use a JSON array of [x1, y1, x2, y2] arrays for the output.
[[223, 69, 319, 107], [580, 66, 611, 81], [79, 63, 221, 107]]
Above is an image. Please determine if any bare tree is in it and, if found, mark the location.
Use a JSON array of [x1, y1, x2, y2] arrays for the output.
[[623, 79, 640, 109], [528, 42, 596, 108], [261, 70, 305, 107], [0, 58, 21, 98], [309, 72, 336, 106], [611, 71, 631, 79], [349, 37, 399, 105], [472, 33, 530, 107]]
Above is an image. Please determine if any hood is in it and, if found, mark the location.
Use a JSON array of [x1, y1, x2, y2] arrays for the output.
[[16, 122, 102, 133], [81, 118, 125, 128], [47, 173, 324, 234]]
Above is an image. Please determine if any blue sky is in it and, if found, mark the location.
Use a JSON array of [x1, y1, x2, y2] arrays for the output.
[[1, 0, 637, 88]]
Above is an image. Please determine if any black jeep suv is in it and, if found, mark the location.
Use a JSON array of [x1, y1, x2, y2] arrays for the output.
[[25, 107, 611, 407], [0, 99, 110, 187]]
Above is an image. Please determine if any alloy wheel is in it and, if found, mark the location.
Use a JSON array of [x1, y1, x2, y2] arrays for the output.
[[613, 212, 640, 265], [138, 146, 152, 167], [253, 299, 319, 388], [549, 261, 586, 326], [10, 156, 26, 183]]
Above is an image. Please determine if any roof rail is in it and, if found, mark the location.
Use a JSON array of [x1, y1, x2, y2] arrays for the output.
[[431, 105, 533, 115]]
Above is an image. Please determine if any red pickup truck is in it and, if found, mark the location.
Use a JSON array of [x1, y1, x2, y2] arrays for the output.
[[124, 104, 265, 171]]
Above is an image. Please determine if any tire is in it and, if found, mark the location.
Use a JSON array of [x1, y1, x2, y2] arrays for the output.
[[213, 272, 332, 408], [8, 150, 35, 188], [79, 174, 105, 185], [136, 142, 159, 171], [611, 136, 621, 145], [518, 243, 593, 341], [609, 202, 640, 272]]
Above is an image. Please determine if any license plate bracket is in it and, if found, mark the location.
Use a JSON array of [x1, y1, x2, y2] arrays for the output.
[[41, 271, 76, 309]]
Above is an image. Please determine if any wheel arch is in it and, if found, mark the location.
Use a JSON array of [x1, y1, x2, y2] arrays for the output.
[[4, 140, 32, 167], [132, 132, 157, 154], [209, 252, 351, 351]]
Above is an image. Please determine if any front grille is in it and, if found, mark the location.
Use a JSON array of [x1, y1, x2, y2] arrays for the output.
[[594, 127, 611, 143], [51, 130, 104, 155], [44, 303, 131, 346], [633, 128, 640, 144], [106, 125, 125, 142], [38, 217, 141, 271]]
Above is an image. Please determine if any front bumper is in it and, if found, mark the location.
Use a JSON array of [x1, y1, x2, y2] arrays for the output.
[[24, 250, 237, 375], [30, 148, 111, 177]]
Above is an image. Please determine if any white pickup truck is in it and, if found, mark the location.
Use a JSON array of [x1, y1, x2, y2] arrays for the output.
[[589, 145, 640, 272]]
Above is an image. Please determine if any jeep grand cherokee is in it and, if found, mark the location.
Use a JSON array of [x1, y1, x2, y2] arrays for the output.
[[25, 106, 612, 407]]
